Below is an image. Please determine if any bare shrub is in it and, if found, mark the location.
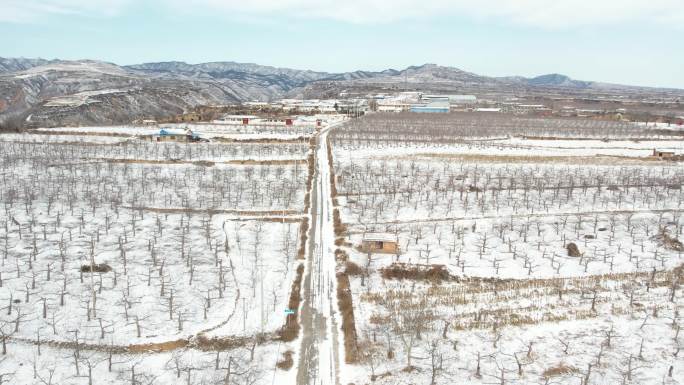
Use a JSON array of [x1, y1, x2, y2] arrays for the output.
[[658, 227, 684, 251], [380, 263, 450, 282], [345, 261, 364, 276], [275, 350, 294, 370], [542, 363, 579, 378], [79, 264, 112, 273], [337, 272, 358, 363], [278, 264, 304, 342], [566, 243, 582, 257]]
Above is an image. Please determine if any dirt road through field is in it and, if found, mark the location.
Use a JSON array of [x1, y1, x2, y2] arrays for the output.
[[296, 123, 341, 385]]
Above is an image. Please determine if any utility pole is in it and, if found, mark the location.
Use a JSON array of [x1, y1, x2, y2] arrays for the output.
[[260, 263, 264, 334]]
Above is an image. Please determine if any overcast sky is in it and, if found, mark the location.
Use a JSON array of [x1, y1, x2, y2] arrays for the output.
[[2, 0, 683, 88]]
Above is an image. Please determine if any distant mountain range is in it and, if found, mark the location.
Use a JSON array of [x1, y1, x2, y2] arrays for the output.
[[0, 57, 681, 127]]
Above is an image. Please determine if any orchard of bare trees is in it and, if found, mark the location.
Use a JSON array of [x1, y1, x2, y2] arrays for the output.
[[329, 113, 684, 385], [0, 131, 310, 384]]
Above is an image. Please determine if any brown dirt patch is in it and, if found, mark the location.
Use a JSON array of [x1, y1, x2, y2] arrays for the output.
[[276, 350, 295, 370], [380, 263, 451, 282], [128, 339, 189, 353], [337, 271, 359, 363], [278, 263, 305, 342], [543, 363, 579, 378]]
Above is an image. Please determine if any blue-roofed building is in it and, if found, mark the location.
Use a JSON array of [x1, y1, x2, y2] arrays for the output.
[[409, 101, 450, 113], [143, 128, 207, 142]]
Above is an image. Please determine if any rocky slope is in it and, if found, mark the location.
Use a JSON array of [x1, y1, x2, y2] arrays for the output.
[[0, 60, 303, 127]]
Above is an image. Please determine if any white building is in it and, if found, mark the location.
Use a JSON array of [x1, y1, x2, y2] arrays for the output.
[[377, 103, 410, 113]]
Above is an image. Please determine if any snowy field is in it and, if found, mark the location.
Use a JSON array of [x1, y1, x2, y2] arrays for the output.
[[1, 132, 310, 162], [36, 122, 318, 141], [1, 112, 682, 384], [334, 137, 684, 160], [330, 114, 684, 385], [0, 132, 310, 384]]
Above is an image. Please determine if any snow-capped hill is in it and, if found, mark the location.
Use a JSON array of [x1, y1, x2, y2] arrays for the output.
[[396, 63, 486, 83], [0, 57, 53, 73], [14, 59, 133, 79], [2, 57, 682, 127], [527, 73, 592, 88], [127, 61, 333, 85]]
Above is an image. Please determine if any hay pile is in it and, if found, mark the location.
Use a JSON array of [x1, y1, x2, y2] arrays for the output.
[[80, 263, 112, 273], [566, 243, 582, 257]]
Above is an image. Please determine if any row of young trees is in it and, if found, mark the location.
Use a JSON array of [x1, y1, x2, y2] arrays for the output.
[[335, 159, 684, 223], [333, 112, 675, 144], [2, 138, 309, 162], [1, 142, 307, 213]]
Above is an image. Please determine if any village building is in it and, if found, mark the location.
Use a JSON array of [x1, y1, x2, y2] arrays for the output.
[[259, 117, 296, 125], [216, 115, 259, 125], [377, 102, 410, 113], [410, 101, 450, 113], [178, 112, 201, 122], [142, 128, 206, 143], [132, 118, 158, 125], [512, 104, 553, 116], [421, 94, 477, 106], [576, 109, 605, 118], [361, 233, 399, 254], [652, 149, 676, 158]]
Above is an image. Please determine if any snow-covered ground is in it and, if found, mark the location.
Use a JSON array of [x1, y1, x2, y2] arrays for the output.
[[1, 113, 682, 384], [0, 131, 313, 384], [36, 122, 317, 141], [330, 116, 684, 385], [334, 136, 684, 160], [3, 132, 310, 162], [44, 89, 132, 107]]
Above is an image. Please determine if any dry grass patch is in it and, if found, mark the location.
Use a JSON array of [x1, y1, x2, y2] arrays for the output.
[[566, 242, 582, 257], [193, 335, 260, 351], [276, 350, 294, 370], [128, 339, 189, 353], [297, 217, 309, 260], [380, 263, 451, 282], [278, 264, 305, 342], [345, 261, 364, 276], [543, 363, 579, 378], [337, 271, 359, 363], [658, 227, 684, 251]]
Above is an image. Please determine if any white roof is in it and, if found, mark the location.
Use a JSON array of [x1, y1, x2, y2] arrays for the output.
[[363, 233, 397, 242], [221, 115, 258, 119]]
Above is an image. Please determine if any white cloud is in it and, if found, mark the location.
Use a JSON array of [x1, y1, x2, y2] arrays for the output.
[[184, 0, 684, 27], [0, 0, 132, 22], [1, 0, 682, 28]]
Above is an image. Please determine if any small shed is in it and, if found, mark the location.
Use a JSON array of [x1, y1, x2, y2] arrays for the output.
[[362, 233, 398, 254], [653, 149, 675, 158]]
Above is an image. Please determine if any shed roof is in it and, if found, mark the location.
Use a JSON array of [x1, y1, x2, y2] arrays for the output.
[[362, 233, 397, 242]]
